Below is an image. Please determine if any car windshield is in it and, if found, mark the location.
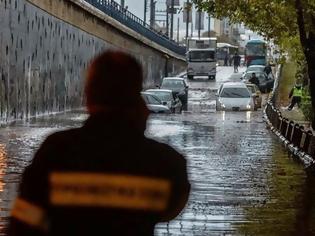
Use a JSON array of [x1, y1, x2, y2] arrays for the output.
[[246, 43, 266, 56], [161, 80, 185, 89], [244, 72, 267, 81], [189, 50, 216, 62], [149, 91, 173, 101], [220, 87, 250, 98], [142, 94, 161, 105]]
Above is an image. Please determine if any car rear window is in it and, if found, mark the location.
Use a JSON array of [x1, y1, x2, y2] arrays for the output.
[[220, 87, 250, 98], [150, 91, 172, 101], [161, 80, 185, 89]]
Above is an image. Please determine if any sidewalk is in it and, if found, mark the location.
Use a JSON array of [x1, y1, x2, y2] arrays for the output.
[[275, 62, 311, 129]]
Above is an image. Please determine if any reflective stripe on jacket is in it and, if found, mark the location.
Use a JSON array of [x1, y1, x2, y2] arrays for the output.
[[293, 87, 302, 97]]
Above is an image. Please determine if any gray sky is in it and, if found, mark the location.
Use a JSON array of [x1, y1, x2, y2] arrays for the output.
[[121, 0, 213, 40]]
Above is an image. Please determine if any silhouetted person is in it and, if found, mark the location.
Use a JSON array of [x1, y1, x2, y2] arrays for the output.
[[224, 54, 228, 66], [249, 72, 259, 86], [233, 52, 241, 72], [288, 83, 302, 111], [8, 51, 190, 236], [229, 55, 233, 66], [264, 63, 272, 75]]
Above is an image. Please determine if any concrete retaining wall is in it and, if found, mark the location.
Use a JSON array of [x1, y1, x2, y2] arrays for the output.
[[0, 0, 186, 122]]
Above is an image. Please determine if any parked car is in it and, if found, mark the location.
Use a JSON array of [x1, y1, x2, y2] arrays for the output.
[[245, 83, 262, 110], [216, 82, 255, 111], [141, 92, 171, 114], [242, 71, 274, 93], [145, 89, 182, 113], [160, 77, 189, 110], [245, 65, 265, 74]]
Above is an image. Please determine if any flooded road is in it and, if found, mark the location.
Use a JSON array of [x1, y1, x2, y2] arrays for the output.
[[0, 66, 314, 235]]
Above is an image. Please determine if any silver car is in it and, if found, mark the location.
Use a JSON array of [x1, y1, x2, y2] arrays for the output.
[[216, 82, 254, 111], [141, 92, 171, 114], [145, 89, 182, 113]]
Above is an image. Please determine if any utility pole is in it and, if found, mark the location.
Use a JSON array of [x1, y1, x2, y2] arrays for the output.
[[198, 10, 201, 38], [120, 0, 125, 8], [166, 3, 169, 36], [191, 20, 193, 37], [185, 0, 190, 40], [150, 0, 155, 28], [208, 15, 211, 37], [177, 17, 180, 42], [170, 0, 174, 40], [144, 0, 147, 25]]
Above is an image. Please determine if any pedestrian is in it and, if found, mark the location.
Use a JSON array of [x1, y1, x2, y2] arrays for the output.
[[8, 51, 190, 236], [224, 54, 228, 66], [229, 55, 233, 66], [249, 72, 260, 86], [288, 83, 302, 111], [264, 63, 272, 75], [233, 52, 241, 73]]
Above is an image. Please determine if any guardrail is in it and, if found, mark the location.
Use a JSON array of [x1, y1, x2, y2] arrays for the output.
[[84, 0, 186, 56], [265, 101, 315, 164]]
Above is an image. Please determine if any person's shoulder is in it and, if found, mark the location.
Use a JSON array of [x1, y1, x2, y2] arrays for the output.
[[45, 128, 81, 143], [40, 127, 82, 151], [144, 137, 185, 160]]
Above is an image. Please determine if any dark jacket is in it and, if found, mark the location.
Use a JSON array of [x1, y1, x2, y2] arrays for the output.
[[249, 76, 260, 86], [8, 114, 190, 236], [233, 55, 241, 66]]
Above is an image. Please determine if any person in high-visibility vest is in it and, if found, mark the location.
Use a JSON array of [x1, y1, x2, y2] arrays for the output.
[[288, 83, 303, 110]]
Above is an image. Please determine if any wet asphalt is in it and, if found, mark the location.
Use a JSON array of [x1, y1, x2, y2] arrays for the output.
[[0, 66, 315, 235]]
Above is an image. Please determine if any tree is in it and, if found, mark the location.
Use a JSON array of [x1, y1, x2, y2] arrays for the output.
[[194, 0, 315, 128]]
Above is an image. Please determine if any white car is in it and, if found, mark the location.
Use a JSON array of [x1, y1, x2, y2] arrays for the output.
[[145, 89, 182, 113], [245, 65, 265, 73], [216, 82, 255, 111]]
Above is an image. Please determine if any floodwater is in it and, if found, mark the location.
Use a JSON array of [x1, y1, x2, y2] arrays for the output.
[[0, 67, 314, 235]]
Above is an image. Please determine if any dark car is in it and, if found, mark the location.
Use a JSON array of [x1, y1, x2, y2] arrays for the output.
[[242, 71, 274, 93], [160, 77, 189, 110], [141, 92, 171, 114]]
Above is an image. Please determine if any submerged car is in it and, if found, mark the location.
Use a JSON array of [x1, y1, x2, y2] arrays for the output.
[[216, 82, 254, 111], [245, 65, 265, 74], [145, 89, 182, 113], [242, 71, 274, 93], [245, 83, 262, 110], [141, 92, 171, 114], [160, 77, 189, 111]]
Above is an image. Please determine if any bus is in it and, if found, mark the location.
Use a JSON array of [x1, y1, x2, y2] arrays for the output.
[[245, 39, 267, 67], [186, 37, 217, 80]]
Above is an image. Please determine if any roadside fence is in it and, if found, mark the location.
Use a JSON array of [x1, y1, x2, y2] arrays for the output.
[[265, 101, 315, 167], [84, 0, 186, 56]]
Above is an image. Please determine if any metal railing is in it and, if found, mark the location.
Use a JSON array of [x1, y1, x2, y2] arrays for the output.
[[84, 0, 186, 56], [265, 101, 315, 158]]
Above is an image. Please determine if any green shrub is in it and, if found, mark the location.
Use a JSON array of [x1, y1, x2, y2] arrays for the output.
[[301, 88, 314, 122]]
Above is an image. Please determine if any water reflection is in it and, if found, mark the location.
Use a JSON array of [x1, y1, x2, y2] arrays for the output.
[[0, 144, 7, 193], [235, 141, 315, 235]]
